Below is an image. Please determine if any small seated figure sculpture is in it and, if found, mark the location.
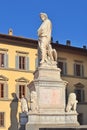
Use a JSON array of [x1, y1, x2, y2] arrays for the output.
[[30, 91, 38, 113], [66, 93, 78, 112], [20, 95, 28, 113]]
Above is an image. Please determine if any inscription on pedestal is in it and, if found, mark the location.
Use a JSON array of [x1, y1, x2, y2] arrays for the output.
[[39, 87, 63, 109]]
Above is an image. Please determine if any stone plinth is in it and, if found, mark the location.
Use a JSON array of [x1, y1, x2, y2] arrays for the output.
[[29, 66, 67, 114], [26, 112, 79, 130], [26, 65, 79, 130], [26, 124, 87, 130], [27, 112, 79, 125], [34, 65, 62, 81]]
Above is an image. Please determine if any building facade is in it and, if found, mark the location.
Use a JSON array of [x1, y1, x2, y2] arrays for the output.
[[0, 33, 87, 130]]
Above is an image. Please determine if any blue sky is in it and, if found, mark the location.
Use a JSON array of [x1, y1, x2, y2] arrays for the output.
[[0, 0, 87, 48]]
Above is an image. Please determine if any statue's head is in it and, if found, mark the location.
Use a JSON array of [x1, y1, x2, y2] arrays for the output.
[[68, 93, 76, 102], [21, 95, 25, 98], [40, 12, 48, 21]]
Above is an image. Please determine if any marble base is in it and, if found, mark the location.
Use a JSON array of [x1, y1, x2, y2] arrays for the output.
[[26, 124, 87, 130], [26, 65, 79, 130], [26, 112, 79, 130], [27, 112, 79, 125]]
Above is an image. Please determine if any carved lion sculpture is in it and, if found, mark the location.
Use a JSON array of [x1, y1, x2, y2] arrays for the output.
[[66, 93, 78, 112]]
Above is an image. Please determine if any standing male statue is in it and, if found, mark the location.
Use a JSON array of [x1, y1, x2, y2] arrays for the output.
[[37, 13, 52, 64]]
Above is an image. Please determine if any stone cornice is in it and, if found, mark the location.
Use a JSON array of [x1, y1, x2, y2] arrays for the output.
[[0, 33, 87, 56], [0, 67, 34, 73], [0, 33, 38, 49], [52, 43, 87, 56]]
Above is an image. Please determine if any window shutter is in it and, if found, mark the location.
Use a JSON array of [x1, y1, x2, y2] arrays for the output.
[[4, 54, 8, 68], [81, 65, 84, 77], [15, 55, 19, 69], [25, 57, 29, 70], [82, 90, 85, 102], [4, 83, 8, 99], [74, 64, 76, 76], [64, 62, 67, 75], [16, 84, 19, 99]]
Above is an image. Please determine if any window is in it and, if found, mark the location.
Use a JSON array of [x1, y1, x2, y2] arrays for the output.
[[19, 85, 25, 98], [15, 77, 30, 100], [0, 53, 4, 67], [15, 54, 29, 70], [0, 112, 4, 127], [0, 48, 8, 68], [74, 83, 85, 103], [0, 53, 8, 68], [16, 83, 30, 99], [0, 82, 8, 99], [75, 89, 84, 102], [0, 83, 4, 98], [58, 61, 67, 75], [76, 64, 81, 76], [19, 56, 25, 70], [0, 75, 8, 99], [74, 63, 84, 77]]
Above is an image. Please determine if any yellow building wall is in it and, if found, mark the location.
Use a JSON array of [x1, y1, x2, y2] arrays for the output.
[[0, 43, 37, 71], [0, 101, 10, 130], [0, 43, 37, 130], [58, 51, 87, 76], [59, 51, 87, 93]]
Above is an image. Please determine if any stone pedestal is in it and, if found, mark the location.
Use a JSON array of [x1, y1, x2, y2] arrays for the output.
[[27, 112, 79, 124], [29, 66, 67, 114], [26, 112, 79, 130], [26, 65, 79, 130], [19, 113, 28, 130]]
